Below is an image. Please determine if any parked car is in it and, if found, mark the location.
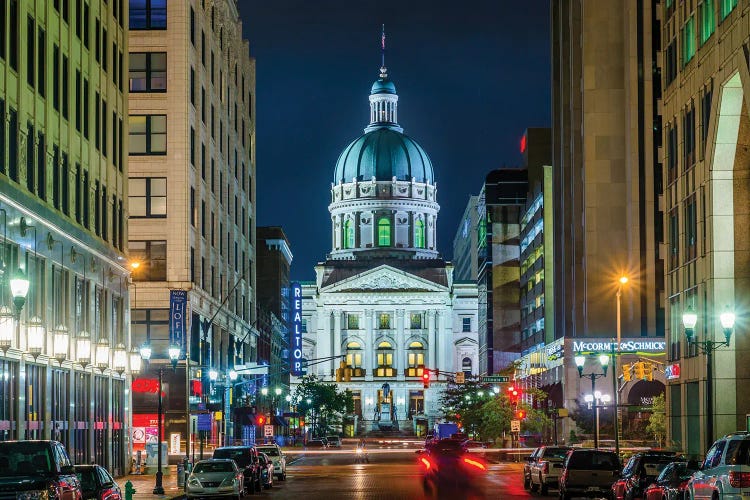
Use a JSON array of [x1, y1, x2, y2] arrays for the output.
[[558, 448, 621, 500], [688, 431, 750, 499], [644, 460, 700, 500], [213, 445, 262, 494], [256, 444, 287, 481], [186, 459, 244, 499], [305, 439, 327, 448], [612, 450, 681, 500], [326, 436, 342, 448], [526, 446, 572, 495], [0, 440, 82, 500], [419, 438, 487, 492], [74, 464, 122, 500], [258, 453, 274, 489]]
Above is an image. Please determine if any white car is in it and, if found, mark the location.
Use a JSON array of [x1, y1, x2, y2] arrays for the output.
[[528, 446, 571, 495], [256, 444, 287, 481], [688, 431, 750, 499], [186, 459, 244, 499]]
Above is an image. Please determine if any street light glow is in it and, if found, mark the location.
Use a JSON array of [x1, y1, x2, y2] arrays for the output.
[[619, 276, 628, 285], [720, 307, 736, 330]]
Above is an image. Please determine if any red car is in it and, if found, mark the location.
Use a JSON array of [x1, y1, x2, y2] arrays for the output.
[[612, 451, 679, 500], [644, 461, 700, 500]]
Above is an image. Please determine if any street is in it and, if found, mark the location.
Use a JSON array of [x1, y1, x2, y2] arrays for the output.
[[255, 448, 532, 499]]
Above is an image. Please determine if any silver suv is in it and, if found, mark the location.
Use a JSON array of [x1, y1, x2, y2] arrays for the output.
[[688, 431, 750, 499], [256, 444, 287, 481]]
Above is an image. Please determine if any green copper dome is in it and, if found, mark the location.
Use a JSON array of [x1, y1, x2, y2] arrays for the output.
[[371, 78, 396, 95], [334, 127, 434, 184]]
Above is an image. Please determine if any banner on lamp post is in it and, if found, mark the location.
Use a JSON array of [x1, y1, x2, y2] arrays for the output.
[[169, 289, 188, 358]]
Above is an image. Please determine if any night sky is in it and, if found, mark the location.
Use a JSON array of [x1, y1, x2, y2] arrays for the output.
[[237, 0, 551, 280]]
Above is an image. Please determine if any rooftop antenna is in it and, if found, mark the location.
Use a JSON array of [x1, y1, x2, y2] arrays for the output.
[[380, 24, 387, 78]]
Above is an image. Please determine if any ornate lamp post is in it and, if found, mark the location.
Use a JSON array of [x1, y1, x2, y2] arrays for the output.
[[140, 342, 180, 494], [52, 324, 70, 363], [574, 354, 610, 448], [9, 269, 29, 352], [682, 305, 735, 451]]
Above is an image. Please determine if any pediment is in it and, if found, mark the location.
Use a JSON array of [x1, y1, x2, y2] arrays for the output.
[[323, 265, 448, 293], [454, 336, 478, 346]]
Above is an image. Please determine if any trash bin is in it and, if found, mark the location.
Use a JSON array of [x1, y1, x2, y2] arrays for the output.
[[176, 463, 185, 489]]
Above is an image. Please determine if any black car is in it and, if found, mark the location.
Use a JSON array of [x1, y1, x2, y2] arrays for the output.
[[0, 440, 82, 500], [305, 439, 327, 448], [612, 451, 681, 500], [420, 439, 487, 492], [559, 448, 621, 500], [74, 464, 122, 500], [213, 445, 262, 494]]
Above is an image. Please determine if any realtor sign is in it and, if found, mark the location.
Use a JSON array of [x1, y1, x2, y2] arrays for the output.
[[290, 282, 304, 376]]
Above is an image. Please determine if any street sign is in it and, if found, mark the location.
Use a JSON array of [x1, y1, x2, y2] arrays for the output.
[[480, 375, 510, 383], [455, 372, 465, 384], [511, 419, 521, 432], [264, 425, 274, 437]]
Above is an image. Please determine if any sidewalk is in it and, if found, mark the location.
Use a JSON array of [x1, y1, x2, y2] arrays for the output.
[[120, 466, 185, 500]]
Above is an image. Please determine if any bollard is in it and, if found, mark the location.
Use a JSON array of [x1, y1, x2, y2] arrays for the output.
[[124, 480, 136, 500]]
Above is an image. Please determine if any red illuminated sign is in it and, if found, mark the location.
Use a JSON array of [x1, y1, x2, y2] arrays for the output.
[[132, 378, 159, 393], [520, 134, 527, 154]]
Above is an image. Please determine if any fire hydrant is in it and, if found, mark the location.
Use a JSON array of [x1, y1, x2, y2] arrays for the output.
[[124, 480, 136, 500]]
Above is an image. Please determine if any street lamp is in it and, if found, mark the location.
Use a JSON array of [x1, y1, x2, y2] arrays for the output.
[[683, 305, 735, 451], [76, 331, 92, 368], [575, 354, 609, 448], [26, 317, 45, 360], [52, 324, 70, 363], [140, 342, 181, 495], [585, 392, 611, 447], [129, 347, 142, 375], [112, 343, 127, 376], [0, 306, 14, 354], [95, 338, 110, 371], [10, 269, 30, 315]]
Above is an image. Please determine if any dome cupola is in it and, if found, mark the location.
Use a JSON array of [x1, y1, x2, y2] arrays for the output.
[[328, 30, 440, 261]]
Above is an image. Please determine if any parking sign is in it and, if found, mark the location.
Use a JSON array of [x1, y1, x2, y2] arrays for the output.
[[264, 425, 274, 437]]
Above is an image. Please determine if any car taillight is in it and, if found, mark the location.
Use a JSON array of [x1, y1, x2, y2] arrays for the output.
[[729, 471, 750, 488], [463, 457, 486, 470], [542, 462, 549, 474], [420, 457, 431, 470]]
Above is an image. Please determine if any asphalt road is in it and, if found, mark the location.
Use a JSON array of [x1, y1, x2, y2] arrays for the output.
[[255, 448, 534, 500]]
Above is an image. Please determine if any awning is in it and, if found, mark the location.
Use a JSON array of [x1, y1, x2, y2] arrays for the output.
[[273, 416, 288, 427]]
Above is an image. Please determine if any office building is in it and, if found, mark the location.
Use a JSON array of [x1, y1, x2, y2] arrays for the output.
[[452, 196, 479, 282]]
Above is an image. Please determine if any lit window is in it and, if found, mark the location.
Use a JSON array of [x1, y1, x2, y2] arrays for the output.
[[379, 314, 391, 329], [378, 217, 391, 246], [410, 313, 422, 329], [682, 16, 696, 65], [129, 115, 166, 155], [347, 314, 359, 330], [721, 0, 738, 20], [128, 177, 167, 217], [128, 240, 167, 281], [344, 219, 355, 249], [414, 219, 425, 248]]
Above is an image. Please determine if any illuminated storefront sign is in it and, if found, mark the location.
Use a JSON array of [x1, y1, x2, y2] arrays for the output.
[[572, 339, 666, 354], [290, 282, 304, 376]]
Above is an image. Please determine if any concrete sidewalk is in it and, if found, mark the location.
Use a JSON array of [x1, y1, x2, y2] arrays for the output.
[[120, 466, 185, 500]]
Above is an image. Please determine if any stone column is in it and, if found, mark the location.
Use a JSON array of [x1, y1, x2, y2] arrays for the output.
[[427, 310, 436, 369], [333, 312, 342, 372], [365, 310, 374, 381], [396, 309, 405, 381]]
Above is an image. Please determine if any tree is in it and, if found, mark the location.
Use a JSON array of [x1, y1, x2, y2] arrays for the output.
[[646, 393, 666, 447], [291, 375, 353, 436]]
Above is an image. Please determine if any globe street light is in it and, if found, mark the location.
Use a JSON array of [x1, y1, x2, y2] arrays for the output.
[[683, 305, 735, 451]]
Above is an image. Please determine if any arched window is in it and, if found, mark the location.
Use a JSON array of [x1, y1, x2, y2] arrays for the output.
[[377, 341, 392, 349], [376, 341, 394, 377], [408, 341, 424, 349], [462, 357, 472, 375], [378, 217, 391, 246], [344, 219, 355, 249], [407, 341, 425, 377], [414, 219, 425, 248], [346, 342, 363, 375]]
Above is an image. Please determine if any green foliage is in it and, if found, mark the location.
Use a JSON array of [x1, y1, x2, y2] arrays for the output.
[[291, 375, 354, 436], [646, 393, 666, 447]]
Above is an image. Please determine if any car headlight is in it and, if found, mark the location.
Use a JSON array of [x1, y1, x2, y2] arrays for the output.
[[16, 492, 49, 500], [220, 476, 236, 487]]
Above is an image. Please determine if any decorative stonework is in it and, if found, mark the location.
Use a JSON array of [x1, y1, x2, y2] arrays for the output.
[[359, 274, 411, 290]]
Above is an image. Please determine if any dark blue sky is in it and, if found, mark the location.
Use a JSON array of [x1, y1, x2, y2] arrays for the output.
[[237, 1, 551, 280]]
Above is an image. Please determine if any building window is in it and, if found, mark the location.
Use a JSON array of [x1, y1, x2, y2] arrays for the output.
[[375, 341, 394, 377], [665, 39, 677, 87], [129, 115, 166, 155], [378, 313, 391, 329], [462, 317, 471, 332], [667, 122, 678, 184], [462, 357, 472, 375], [129, 0, 166, 30], [700, 0, 715, 45], [669, 209, 679, 270], [683, 104, 695, 170], [721, 0, 738, 20], [377, 217, 391, 246], [682, 16, 696, 66], [347, 314, 359, 330], [129, 177, 167, 218], [344, 219, 355, 249], [345, 342, 363, 376], [410, 313, 422, 329], [129, 52, 166, 92], [128, 240, 167, 281], [131, 308, 170, 354], [685, 195, 697, 261], [414, 219, 425, 248], [406, 342, 424, 377]]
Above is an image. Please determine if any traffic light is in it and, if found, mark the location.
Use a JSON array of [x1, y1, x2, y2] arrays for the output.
[[633, 361, 645, 380], [257, 415, 266, 426], [517, 409, 527, 419], [622, 363, 632, 382], [422, 370, 431, 389], [643, 362, 654, 381]]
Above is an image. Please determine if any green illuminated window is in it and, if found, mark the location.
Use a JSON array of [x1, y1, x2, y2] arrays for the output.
[[721, 0, 737, 19], [414, 219, 425, 248], [378, 217, 391, 246], [700, 0, 715, 45], [683, 16, 696, 66], [344, 219, 355, 249]]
